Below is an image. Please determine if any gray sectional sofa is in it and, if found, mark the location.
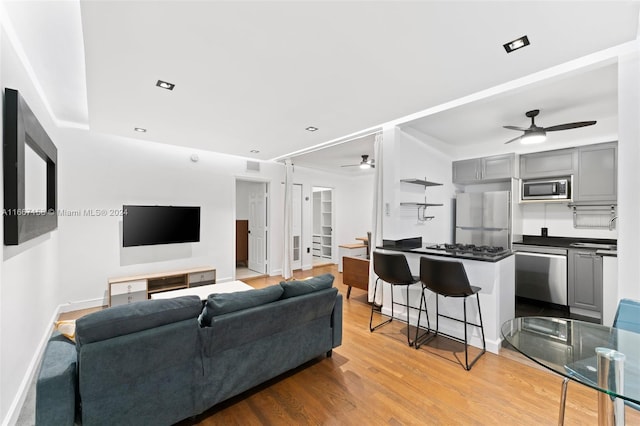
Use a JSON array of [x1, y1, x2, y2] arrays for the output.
[[36, 274, 342, 426]]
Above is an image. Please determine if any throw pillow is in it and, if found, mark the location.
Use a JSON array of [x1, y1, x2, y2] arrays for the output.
[[198, 285, 284, 326], [279, 273, 334, 299], [54, 320, 76, 342]]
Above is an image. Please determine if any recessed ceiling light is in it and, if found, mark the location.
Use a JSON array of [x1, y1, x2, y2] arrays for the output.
[[156, 80, 175, 90], [250, 149, 260, 153], [305, 126, 318, 132], [503, 35, 530, 53], [134, 127, 147, 133]]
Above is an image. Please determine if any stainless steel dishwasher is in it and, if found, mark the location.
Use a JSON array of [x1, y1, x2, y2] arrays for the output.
[[513, 244, 568, 305]]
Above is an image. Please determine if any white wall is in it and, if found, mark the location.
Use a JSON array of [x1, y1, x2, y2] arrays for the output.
[[1, 24, 61, 425], [235, 180, 253, 220], [56, 130, 285, 303], [520, 202, 618, 240], [382, 127, 455, 244], [617, 49, 640, 300], [290, 166, 373, 270]]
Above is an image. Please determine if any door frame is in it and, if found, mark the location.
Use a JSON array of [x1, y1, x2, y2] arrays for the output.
[[234, 177, 270, 278], [311, 185, 335, 264]]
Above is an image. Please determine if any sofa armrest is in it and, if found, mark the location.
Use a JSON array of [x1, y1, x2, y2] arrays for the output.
[[331, 293, 343, 348], [36, 331, 77, 426]]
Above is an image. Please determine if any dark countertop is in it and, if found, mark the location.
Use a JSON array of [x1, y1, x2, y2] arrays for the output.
[[514, 235, 617, 248], [513, 235, 617, 257], [377, 245, 513, 263]]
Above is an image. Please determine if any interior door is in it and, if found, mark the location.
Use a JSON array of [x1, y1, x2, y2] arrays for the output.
[[248, 183, 267, 274]]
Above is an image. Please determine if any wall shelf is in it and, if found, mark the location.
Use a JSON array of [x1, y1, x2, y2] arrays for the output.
[[400, 177, 442, 221], [400, 202, 443, 207], [400, 178, 443, 187]]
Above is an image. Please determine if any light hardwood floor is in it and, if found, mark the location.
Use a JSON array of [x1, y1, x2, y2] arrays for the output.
[[61, 265, 640, 425]]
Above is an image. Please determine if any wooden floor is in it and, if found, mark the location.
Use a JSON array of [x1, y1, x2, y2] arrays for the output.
[[63, 265, 640, 425], [180, 265, 639, 426]]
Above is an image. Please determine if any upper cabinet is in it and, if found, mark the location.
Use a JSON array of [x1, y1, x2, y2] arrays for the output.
[[519, 142, 618, 204], [519, 147, 577, 179], [452, 153, 515, 184], [574, 142, 617, 203]]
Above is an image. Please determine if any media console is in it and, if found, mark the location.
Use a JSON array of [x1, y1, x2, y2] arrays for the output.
[[108, 266, 216, 307]]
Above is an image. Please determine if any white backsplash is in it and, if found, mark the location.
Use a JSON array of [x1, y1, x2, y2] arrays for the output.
[[520, 202, 618, 240]]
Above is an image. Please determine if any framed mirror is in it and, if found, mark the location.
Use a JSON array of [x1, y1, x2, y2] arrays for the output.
[[3, 88, 57, 245]]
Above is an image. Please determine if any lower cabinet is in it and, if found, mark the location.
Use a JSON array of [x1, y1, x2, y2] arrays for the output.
[[568, 249, 603, 317]]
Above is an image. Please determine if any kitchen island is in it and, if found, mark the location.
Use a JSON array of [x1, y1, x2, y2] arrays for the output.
[[376, 245, 515, 354]]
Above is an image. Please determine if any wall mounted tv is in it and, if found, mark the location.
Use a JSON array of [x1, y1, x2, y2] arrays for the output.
[[122, 205, 201, 247]]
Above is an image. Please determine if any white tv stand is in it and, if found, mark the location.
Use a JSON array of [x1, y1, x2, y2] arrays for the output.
[[108, 266, 216, 307]]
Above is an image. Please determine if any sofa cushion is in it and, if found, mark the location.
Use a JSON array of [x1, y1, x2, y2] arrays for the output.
[[199, 285, 284, 326], [279, 273, 334, 299], [75, 296, 202, 350]]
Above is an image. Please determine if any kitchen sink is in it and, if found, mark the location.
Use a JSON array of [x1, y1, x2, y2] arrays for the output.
[[569, 242, 617, 250]]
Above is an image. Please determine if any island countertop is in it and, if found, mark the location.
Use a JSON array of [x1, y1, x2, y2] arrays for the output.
[[375, 247, 515, 354], [377, 244, 513, 263]]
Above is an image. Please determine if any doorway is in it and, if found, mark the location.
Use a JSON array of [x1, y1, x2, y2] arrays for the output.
[[236, 179, 269, 280], [312, 186, 334, 266]]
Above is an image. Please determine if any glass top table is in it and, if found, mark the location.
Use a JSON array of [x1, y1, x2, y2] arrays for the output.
[[502, 317, 640, 425]]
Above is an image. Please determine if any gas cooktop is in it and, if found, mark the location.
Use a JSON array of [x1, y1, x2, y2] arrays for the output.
[[427, 243, 509, 255]]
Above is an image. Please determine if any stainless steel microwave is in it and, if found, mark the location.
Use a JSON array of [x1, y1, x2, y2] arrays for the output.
[[521, 177, 571, 202]]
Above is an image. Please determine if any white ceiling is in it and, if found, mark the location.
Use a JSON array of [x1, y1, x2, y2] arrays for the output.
[[3, 1, 639, 166], [403, 61, 619, 149]]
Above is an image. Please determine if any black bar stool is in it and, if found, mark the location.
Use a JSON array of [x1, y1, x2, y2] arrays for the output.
[[369, 251, 427, 346], [415, 256, 486, 370]]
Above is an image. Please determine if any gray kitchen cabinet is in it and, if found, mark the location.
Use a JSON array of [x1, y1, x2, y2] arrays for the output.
[[568, 249, 603, 315], [574, 142, 617, 203], [452, 153, 514, 184], [520, 147, 578, 179]]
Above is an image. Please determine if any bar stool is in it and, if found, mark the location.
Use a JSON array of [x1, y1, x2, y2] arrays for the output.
[[369, 251, 426, 346], [415, 256, 486, 370]]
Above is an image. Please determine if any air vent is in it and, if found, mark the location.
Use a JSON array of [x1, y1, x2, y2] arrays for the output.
[[246, 161, 260, 172]]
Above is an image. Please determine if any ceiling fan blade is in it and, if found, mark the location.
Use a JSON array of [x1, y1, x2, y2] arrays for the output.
[[340, 164, 359, 167], [544, 121, 597, 132], [503, 125, 529, 131], [504, 135, 523, 145]]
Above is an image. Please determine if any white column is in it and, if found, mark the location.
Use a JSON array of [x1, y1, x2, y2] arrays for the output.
[[617, 46, 640, 300]]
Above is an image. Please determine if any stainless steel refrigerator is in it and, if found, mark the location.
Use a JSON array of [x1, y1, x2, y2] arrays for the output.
[[455, 191, 510, 248]]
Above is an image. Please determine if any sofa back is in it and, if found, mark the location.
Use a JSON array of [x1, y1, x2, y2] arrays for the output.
[[196, 286, 339, 411], [201, 286, 338, 356], [75, 295, 202, 350], [75, 296, 203, 426]]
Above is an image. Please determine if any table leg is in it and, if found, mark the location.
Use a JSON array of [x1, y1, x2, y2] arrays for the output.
[[596, 347, 626, 426], [558, 376, 569, 426]]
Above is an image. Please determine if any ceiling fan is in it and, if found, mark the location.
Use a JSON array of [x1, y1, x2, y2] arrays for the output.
[[503, 109, 596, 144], [341, 154, 375, 169]]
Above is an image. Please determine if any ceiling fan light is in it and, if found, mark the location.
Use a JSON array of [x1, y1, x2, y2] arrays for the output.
[[521, 132, 546, 144], [359, 163, 371, 169]]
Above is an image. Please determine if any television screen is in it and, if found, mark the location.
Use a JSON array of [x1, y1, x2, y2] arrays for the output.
[[122, 205, 201, 247]]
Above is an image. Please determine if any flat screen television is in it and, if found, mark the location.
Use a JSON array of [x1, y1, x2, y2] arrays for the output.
[[122, 205, 201, 247]]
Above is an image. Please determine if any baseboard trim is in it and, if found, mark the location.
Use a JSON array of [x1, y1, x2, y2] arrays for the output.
[[4, 297, 109, 426], [3, 305, 60, 426], [58, 297, 105, 313]]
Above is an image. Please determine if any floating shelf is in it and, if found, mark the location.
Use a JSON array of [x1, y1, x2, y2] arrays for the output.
[[400, 177, 442, 222], [400, 178, 443, 187], [400, 202, 443, 207]]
